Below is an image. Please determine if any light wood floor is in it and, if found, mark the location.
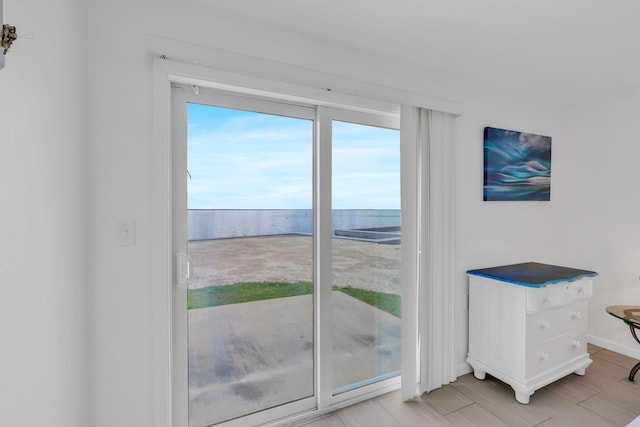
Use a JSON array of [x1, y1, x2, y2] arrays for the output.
[[300, 345, 640, 427]]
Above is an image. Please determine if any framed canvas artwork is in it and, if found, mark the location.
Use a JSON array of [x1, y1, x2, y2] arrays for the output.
[[483, 127, 551, 201]]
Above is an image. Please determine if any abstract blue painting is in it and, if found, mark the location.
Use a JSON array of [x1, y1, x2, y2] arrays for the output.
[[483, 127, 551, 201]]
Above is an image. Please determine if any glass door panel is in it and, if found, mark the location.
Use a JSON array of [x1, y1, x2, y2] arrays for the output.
[[330, 120, 402, 394], [186, 102, 314, 426]]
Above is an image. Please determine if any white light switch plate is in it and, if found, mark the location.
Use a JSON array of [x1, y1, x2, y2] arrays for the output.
[[117, 220, 136, 246]]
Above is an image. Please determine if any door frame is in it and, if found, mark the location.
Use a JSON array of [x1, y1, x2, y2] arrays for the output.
[[172, 85, 318, 427], [152, 58, 407, 427], [316, 106, 401, 406]]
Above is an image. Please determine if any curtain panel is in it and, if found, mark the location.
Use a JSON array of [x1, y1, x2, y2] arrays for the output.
[[400, 106, 456, 400]]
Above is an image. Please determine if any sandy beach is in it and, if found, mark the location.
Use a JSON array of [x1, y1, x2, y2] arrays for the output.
[[188, 234, 401, 294]]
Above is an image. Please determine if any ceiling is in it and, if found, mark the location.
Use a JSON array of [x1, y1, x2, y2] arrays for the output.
[[199, 0, 640, 104]]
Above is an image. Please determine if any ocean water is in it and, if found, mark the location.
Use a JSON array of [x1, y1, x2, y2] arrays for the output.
[[188, 209, 401, 241]]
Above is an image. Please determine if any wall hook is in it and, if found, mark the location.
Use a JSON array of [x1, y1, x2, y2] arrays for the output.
[[1, 24, 17, 55]]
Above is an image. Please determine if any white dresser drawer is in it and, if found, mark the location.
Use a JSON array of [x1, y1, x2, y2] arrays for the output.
[[526, 278, 592, 313], [527, 301, 588, 342], [527, 330, 587, 376]]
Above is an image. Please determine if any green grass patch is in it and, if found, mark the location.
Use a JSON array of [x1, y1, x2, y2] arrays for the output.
[[187, 282, 400, 318], [337, 286, 401, 318], [188, 281, 313, 309]]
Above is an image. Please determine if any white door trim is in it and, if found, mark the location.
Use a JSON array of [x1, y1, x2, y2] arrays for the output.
[[152, 57, 406, 427], [151, 57, 174, 427], [145, 35, 463, 116]]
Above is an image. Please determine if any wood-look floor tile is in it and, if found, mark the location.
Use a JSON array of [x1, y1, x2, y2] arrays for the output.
[[541, 374, 598, 403], [299, 414, 346, 427], [535, 415, 606, 427], [574, 365, 640, 409], [579, 393, 640, 426], [578, 374, 640, 414], [592, 348, 639, 370], [530, 390, 618, 427], [444, 403, 511, 427], [376, 391, 455, 426], [419, 382, 474, 415], [451, 374, 549, 426], [571, 358, 631, 392], [588, 343, 604, 354], [334, 398, 403, 427], [297, 350, 638, 427]]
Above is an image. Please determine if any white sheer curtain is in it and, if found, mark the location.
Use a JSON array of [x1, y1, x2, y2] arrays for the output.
[[400, 106, 456, 400]]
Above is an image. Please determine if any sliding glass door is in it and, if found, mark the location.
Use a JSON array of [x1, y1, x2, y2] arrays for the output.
[[330, 117, 402, 394], [172, 88, 400, 427]]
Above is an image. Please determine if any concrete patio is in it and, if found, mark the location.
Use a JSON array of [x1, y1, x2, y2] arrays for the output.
[[187, 235, 402, 426]]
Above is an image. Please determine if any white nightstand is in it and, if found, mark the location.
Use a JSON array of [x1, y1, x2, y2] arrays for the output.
[[466, 262, 597, 404]]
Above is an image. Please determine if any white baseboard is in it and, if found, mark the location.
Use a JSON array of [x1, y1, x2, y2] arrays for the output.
[[587, 334, 640, 359]]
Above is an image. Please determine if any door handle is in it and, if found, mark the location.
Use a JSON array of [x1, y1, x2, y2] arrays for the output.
[[176, 252, 192, 288]]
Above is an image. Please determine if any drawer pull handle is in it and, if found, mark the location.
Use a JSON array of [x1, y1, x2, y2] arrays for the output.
[[539, 320, 551, 329], [571, 340, 582, 348], [540, 352, 550, 361], [572, 311, 582, 320], [577, 286, 585, 294]]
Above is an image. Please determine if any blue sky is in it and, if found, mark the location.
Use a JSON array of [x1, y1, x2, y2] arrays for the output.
[[187, 103, 400, 209]]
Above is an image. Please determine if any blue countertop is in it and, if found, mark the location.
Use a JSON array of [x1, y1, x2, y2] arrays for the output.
[[467, 262, 598, 288]]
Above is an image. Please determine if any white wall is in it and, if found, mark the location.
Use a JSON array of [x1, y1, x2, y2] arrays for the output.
[[455, 88, 640, 369], [2, 0, 636, 425], [86, 1, 154, 425], [77, 1, 639, 426], [567, 89, 640, 355], [0, 1, 88, 426]]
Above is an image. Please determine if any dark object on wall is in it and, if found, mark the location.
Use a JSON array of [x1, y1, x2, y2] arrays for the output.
[[1, 24, 17, 55], [483, 127, 551, 201]]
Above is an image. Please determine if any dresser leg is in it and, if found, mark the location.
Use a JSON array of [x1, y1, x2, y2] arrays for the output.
[[515, 391, 530, 404], [473, 369, 486, 380], [574, 368, 586, 376]]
